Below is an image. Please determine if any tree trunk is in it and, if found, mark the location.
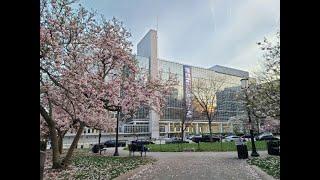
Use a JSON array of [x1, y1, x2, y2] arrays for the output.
[[61, 123, 85, 168], [58, 134, 63, 154], [40, 105, 62, 169], [40, 151, 46, 180]]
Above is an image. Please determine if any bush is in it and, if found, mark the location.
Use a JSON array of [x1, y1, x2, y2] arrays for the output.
[[142, 141, 267, 152], [247, 156, 280, 179]]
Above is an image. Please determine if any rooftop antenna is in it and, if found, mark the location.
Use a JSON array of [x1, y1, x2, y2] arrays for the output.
[[156, 16, 159, 32]]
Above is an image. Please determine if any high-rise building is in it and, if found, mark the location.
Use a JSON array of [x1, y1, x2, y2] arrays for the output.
[[129, 29, 249, 139]]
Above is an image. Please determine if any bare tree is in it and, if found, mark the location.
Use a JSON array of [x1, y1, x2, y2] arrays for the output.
[[191, 76, 226, 142]]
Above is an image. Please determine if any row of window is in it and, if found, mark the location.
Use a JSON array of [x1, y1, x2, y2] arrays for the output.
[[123, 125, 149, 133]]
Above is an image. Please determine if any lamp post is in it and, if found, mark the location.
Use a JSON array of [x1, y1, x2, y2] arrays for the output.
[[113, 107, 121, 156], [241, 78, 259, 157], [98, 130, 102, 155]]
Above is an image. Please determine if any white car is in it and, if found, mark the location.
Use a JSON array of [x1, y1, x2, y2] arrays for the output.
[[224, 135, 240, 142], [257, 132, 273, 140]]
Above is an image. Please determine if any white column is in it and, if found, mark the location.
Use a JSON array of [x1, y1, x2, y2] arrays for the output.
[[196, 123, 199, 134], [220, 122, 223, 134], [137, 30, 159, 139]]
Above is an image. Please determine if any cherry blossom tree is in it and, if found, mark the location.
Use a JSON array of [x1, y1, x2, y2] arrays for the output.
[[238, 31, 280, 134], [40, 0, 178, 169], [40, 0, 119, 169], [252, 31, 280, 120]]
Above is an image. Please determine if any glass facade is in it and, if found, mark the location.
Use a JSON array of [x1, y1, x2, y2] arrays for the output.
[[134, 51, 247, 135], [158, 59, 184, 121], [215, 86, 246, 121]]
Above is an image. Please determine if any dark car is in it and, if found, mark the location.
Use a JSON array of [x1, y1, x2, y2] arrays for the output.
[[92, 144, 105, 153], [166, 139, 189, 144], [192, 135, 220, 143], [131, 139, 154, 145], [104, 140, 126, 147], [257, 135, 279, 141]]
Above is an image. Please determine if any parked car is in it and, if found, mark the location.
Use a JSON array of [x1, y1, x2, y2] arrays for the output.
[[257, 135, 279, 141], [166, 139, 189, 144], [104, 140, 126, 147], [159, 138, 172, 143], [192, 135, 220, 142], [186, 135, 195, 140], [131, 139, 155, 145], [224, 135, 240, 142], [256, 132, 273, 140], [241, 134, 254, 141]]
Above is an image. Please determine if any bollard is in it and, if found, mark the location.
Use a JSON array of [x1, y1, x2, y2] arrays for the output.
[[40, 151, 46, 180]]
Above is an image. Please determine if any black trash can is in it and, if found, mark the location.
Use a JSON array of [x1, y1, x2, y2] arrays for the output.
[[92, 144, 99, 153], [267, 140, 280, 156], [236, 145, 248, 159]]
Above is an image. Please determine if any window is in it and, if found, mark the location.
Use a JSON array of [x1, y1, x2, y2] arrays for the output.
[[88, 129, 90, 133]]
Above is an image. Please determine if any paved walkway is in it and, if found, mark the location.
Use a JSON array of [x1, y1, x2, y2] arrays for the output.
[[116, 149, 269, 180]]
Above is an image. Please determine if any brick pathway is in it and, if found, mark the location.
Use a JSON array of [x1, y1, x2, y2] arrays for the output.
[[119, 150, 269, 180]]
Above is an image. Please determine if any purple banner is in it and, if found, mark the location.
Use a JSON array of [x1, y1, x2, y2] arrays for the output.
[[183, 65, 193, 119]]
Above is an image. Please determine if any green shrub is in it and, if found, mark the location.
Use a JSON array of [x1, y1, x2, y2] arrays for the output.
[[247, 156, 280, 179], [136, 141, 267, 152]]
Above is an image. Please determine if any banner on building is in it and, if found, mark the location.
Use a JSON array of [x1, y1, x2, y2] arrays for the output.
[[183, 65, 193, 119]]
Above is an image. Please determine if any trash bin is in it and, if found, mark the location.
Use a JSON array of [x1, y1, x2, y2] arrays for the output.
[[236, 145, 248, 159], [267, 140, 280, 156], [235, 138, 248, 159], [92, 145, 99, 153]]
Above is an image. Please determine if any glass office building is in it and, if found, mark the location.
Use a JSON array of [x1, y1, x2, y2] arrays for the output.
[[59, 29, 251, 149], [125, 29, 250, 138]]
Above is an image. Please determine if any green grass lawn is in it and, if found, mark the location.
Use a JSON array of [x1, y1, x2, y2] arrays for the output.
[[44, 149, 156, 180], [247, 156, 280, 179], [128, 141, 267, 152]]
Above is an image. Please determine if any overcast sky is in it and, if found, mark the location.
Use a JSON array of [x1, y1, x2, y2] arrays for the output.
[[80, 0, 279, 74]]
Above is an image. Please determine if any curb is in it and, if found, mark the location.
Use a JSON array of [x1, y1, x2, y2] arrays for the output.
[[114, 160, 156, 180], [250, 165, 277, 180]]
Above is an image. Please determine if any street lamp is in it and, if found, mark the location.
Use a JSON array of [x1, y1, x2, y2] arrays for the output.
[[241, 78, 259, 157], [113, 107, 121, 156]]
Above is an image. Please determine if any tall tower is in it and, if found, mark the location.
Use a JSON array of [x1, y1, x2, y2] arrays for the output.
[[137, 29, 160, 139]]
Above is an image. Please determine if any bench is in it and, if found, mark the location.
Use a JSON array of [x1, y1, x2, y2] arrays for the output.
[[100, 147, 107, 154], [128, 143, 149, 157]]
